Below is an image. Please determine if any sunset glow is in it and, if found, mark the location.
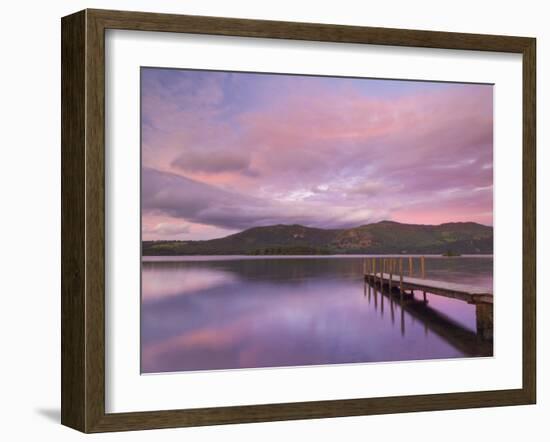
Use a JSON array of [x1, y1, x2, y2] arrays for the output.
[[141, 68, 493, 240]]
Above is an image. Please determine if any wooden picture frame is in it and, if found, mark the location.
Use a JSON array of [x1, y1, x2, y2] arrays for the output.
[[61, 8, 536, 433]]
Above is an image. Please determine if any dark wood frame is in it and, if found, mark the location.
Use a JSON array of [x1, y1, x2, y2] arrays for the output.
[[61, 8, 536, 433]]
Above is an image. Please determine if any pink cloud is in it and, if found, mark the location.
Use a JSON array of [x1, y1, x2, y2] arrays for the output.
[[141, 69, 493, 239]]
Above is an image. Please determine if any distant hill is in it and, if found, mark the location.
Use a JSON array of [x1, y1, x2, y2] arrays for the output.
[[142, 221, 493, 255]]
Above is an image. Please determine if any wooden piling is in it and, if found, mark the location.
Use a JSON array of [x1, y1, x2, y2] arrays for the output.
[[389, 258, 393, 290], [421, 256, 426, 279], [409, 256, 413, 277], [476, 303, 494, 340], [399, 257, 403, 296]]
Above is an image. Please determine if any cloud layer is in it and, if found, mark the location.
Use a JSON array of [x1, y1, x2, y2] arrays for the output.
[[141, 69, 493, 240]]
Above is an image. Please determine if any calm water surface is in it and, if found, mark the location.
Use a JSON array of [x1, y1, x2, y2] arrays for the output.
[[141, 256, 493, 373]]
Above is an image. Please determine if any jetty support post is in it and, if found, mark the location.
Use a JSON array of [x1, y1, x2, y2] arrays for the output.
[[382, 258, 388, 286], [399, 257, 403, 298], [476, 303, 494, 340], [389, 258, 393, 291], [409, 256, 413, 277], [421, 256, 426, 279]]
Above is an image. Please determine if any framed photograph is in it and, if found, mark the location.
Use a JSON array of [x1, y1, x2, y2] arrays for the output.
[[61, 9, 536, 433]]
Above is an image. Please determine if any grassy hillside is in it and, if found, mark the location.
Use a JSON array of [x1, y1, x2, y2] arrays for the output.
[[142, 221, 493, 255]]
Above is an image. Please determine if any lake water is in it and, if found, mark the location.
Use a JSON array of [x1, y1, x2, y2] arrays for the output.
[[141, 256, 493, 373]]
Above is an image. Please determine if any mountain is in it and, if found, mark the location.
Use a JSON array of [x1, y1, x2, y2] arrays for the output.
[[142, 221, 493, 255]]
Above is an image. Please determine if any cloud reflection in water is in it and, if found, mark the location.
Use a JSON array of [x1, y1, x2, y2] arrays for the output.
[[141, 257, 493, 373]]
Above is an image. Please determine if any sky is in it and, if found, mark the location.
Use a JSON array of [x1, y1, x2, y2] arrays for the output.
[[141, 68, 493, 241]]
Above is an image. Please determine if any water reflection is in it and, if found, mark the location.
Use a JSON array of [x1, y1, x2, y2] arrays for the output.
[[364, 279, 492, 356], [141, 257, 493, 373], [142, 265, 238, 300]]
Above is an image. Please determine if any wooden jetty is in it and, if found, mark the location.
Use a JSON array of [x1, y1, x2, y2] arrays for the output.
[[366, 273, 493, 305], [363, 256, 493, 340], [363, 256, 493, 305]]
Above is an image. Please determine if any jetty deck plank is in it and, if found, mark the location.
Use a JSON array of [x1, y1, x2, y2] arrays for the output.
[[365, 273, 493, 304]]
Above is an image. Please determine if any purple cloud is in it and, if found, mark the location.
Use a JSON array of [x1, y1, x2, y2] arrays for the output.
[[141, 68, 493, 240]]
